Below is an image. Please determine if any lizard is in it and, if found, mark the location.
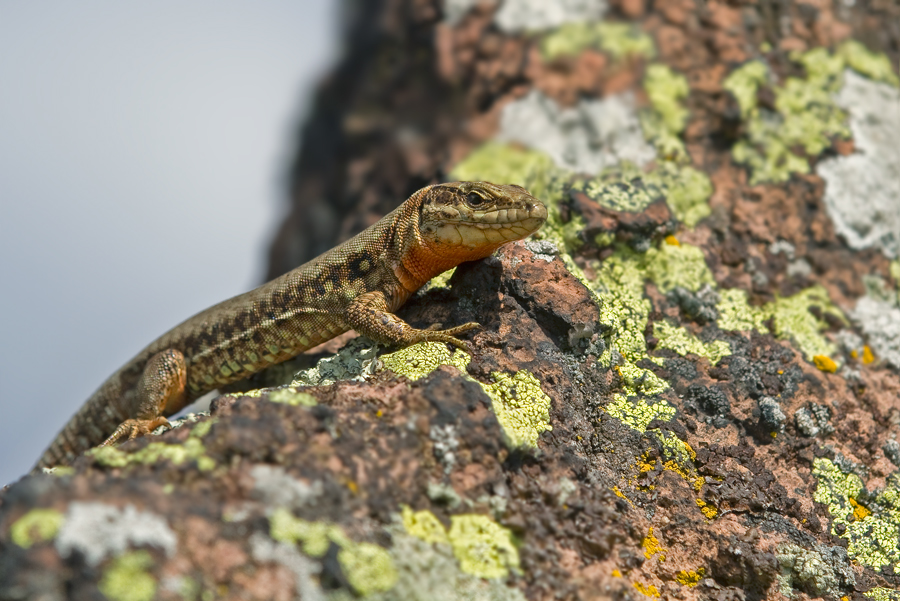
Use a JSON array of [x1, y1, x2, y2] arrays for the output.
[[36, 181, 547, 469]]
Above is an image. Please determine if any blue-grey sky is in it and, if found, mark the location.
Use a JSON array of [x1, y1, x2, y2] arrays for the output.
[[0, 2, 337, 485]]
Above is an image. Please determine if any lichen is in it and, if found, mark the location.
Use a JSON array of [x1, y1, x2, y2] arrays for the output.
[[447, 514, 520, 579], [716, 288, 770, 333], [269, 507, 338, 557], [291, 336, 380, 386], [640, 64, 690, 161], [644, 242, 714, 294], [716, 285, 845, 361], [55, 502, 177, 566], [865, 588, 900, 601], [381, 342, 471, 381], [369, 533, 527, 601], [837, 40, 900, 87], [88, 436, 215, 472], [642, 527, 666, 561], [98, 550, 157, 601], [813, 458, 900, 572], [338, 542, 399, 595], [577, 167, 664, 213], [768, 285, 844, 361], [267, 389, 318, 407], [10, 508, 64, 548], [675, 568, 705, 587], [653, 320, 730, 365], [482, 371, 553, 448], [402, 506, 450, 545], [725, 42, 898, 185], [650, 163, 712, 228], [270, 507, 398, 595], [605, 394, 675, 433], [776, 543, 839, 598], [540, 21, 655, 61]]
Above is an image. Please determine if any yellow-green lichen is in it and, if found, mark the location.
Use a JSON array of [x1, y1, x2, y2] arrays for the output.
[[716, 285, 845, 362], [189, 417, 217, 438], [865, 588, 900, 601], [768, 285, 845, 361], [483, 371, 553, 448], [594, 248, 653, 366], [577, 165, 665, 213], [724, 42, 898, 184], [540, 21, 655, 61], [447, 514, 520, 579], [401, 506, 450, 545], [88, 437, 215, 472], [381, 342, 470, 381], [378, 342, 552, 449], [653, 321, 730, 365], [10, 508, 64, 548], [640, 64, 690, 161], [644, 64, 689, 134], [838, 39, 900, 87], [813, 458, 900, 572], [716, 288, 770, 333], [644, 242, 715, 294], [338, 542, 399, 595], [270, 507, 398, 594], [723, 61, 769, 118], [269, 507, 338, 557], [650, 163, 712, 229], [606, 393, 676, 432], [267, 389, 318, 407], [98, 550, 157, 601]]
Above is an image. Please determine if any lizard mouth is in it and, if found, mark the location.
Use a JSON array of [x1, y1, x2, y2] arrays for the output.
[[438, 201, 548, 247]]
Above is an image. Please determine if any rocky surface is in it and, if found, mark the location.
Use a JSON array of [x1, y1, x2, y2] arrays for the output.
[[3, 1, 900, 600]]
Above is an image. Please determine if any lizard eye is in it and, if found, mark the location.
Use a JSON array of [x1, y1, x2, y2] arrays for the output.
[[466, 192, 486, 207]]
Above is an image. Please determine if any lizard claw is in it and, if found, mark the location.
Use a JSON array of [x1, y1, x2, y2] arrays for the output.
[[100, 417, 171, 447]]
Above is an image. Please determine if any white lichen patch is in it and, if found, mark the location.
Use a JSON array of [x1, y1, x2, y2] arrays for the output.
[[818, 70, 900, 259], [55, 502, 176, 566], [251, 465, 323, 510], [493, 0, 607, 33], [852, 296, 900, 369], [498, 90, 655, 175]]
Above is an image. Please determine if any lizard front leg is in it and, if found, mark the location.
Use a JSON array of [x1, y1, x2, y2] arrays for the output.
[[101, 348, 187, 447], [345, 291, 479, 352]]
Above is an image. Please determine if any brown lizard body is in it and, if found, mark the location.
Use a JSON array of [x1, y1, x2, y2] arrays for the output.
[[36, 182, 547, 469]]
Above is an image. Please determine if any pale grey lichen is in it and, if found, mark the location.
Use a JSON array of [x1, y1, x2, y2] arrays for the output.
[[55, 502, 176, 566], [818, 70, 900, 259], [251, 465, 323, 510], [250, 532, 326, 601], [442, 0, 493, 25], [291, 337, 380, 386], [493, 0, 607, 33], [498, 90, 655, 175], [852, 296, 900, 369]]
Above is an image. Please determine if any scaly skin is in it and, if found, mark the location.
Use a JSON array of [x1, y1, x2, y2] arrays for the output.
[[36, 182, 547, 469]]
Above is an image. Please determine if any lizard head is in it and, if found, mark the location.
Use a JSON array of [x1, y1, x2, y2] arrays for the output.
[[417, 181, 548, 261]]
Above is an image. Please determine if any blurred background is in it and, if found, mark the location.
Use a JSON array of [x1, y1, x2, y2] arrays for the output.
[[0, 2, 338, 485]]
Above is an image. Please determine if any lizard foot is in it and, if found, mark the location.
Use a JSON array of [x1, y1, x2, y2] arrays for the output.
[[419, 322, 480, 352], [100, 417, 171, 447]]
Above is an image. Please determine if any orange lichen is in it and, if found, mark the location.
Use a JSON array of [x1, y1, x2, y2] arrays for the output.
[[696, 499, 718, 519], [813, 354, 838, 373], [612, 569, 622, 577], [664, 235, 680, 246], [642, 528, 666, 561], [849, 497, 871, 521], [634, 582, 661, 597], [675, 567, 706, 587], [862, 345, 875, 364]]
